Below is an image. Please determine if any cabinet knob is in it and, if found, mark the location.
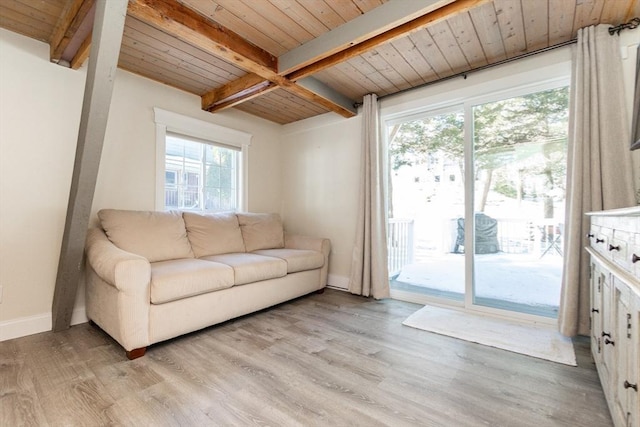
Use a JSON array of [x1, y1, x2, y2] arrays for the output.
[[633, 253, 639, 264], [596, 238, 604, 244], [602, 331, 611, 338], [608, 244, 620, 251], [604, 337, 615, 346], [624, 381, 638, 392], [586, 233, 594, 238], [591, 308, 599, 313]]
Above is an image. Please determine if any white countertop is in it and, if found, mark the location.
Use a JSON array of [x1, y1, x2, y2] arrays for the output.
[[586, 205, 640, 216]]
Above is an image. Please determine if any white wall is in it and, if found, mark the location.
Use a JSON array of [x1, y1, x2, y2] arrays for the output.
[[0, 29, 84, 334], [0, 28, 282, 340], [281, 114, 362, 288], [93, 70, 283, 215]]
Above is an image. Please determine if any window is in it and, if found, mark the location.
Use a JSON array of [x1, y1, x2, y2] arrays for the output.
[[164, 133, 240, 211], [154, 108, 251, 212]]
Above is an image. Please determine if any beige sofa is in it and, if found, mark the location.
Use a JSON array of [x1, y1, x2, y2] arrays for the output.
[[85, 209, 330, 359]]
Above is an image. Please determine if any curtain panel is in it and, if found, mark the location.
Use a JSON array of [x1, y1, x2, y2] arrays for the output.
[[348, 94, 391, 299], [558, 25, 637, 337]]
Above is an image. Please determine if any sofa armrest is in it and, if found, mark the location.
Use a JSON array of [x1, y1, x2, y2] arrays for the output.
[[85, 227, 152, 352], [285, 233, 331, 286], [285, 233, 330, 254], [85, 228, 151, 293]]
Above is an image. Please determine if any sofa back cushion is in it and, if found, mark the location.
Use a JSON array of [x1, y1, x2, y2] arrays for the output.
[[237, 213, 285, 252], [98, 209, 194, 262], [183, 211, 246, 257]]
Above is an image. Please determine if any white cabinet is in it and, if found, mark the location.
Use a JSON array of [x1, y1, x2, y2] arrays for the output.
[[613, 281, 639, 427], [587, 207, 640, 427]]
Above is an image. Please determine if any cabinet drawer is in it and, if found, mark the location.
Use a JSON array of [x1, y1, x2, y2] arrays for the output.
[[632, 235, 640, 280], [610, 230, 629, 272], [591, 232, 610, 259]]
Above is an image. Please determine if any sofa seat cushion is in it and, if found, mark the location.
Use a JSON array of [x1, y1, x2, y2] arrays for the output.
[[201, 253, 287, 286], [183, 211, 246, 257], [99, 209, 194, 262], [252, 249, 324, 274], [150, 259, 234, 304]]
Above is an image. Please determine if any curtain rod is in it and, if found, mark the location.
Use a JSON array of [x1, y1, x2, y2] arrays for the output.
[[355, 17, 639, 108], [609, 17, 640, 35], [355, 40, 575, 107]]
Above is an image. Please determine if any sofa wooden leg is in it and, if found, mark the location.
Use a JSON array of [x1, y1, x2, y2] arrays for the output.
[[316, 288, 325, 294], [126, 347, 147, 360]]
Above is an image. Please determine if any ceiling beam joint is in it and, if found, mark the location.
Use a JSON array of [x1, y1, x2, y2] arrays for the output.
[[50, 0, 95, 63], [206, 0, 490, 116]]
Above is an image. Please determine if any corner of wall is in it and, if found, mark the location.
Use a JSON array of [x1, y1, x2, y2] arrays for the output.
[[328, 274, 350, 290]]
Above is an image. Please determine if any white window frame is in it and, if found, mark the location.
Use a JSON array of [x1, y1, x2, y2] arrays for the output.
[[153, 107, 251, 212]]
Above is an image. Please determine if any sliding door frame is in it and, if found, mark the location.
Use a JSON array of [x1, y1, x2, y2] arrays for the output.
[[386, 76, 570, 326]]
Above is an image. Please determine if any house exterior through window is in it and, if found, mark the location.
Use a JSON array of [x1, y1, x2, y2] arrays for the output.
[[164, 133, 240, 211]]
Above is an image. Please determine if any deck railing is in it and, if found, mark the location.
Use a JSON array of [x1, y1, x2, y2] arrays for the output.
[[388, 218, 414, 277], [495, 218, 535, 254]]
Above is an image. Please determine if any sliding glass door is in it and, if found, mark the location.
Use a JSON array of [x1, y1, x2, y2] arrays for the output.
[[387, 84, 569, 320], [388, 108, 466, 302]]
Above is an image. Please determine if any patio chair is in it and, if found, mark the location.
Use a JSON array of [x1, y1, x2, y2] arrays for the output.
[[540, 223, 563, 257]]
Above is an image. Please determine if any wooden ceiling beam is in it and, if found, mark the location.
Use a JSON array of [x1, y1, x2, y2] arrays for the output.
[[288, 0, 492, 81], [127, 0, 277, 76], [205, 83, 278, 114], [278, 0, 455, 75], [286, 77, 357, 118], [71, 31, 92, 69], [50, 0, 95, 63], [202, 73, 272, 111], [205, 73, 356, 117]]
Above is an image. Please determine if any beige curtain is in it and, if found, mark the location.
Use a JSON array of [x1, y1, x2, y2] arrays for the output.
[[559, 25, 637, 337], [349, 94, 390, 299]]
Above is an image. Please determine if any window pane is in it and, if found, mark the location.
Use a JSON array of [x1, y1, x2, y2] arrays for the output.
[[388, 109, 466, 301], [220, 149, 232, 168], [221, 188, 235, 210], [165, 171, 176, 185], [220, 167, 232, 189], [472, 86, 569, 317], [206, 165, 221, 188], [165, 134, 239, 212], [204, 187, 220, 210]]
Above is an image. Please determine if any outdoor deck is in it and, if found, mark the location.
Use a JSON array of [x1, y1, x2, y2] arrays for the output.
[[388, 218, 563, 318]]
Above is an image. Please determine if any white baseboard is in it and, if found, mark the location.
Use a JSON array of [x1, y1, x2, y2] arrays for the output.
[[0, 312, 50, 342], [0, 306, 88, 342], [327, 274, 349, 290]]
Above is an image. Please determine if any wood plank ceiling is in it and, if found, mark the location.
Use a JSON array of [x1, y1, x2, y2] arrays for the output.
[[1, 0, 639, 124]]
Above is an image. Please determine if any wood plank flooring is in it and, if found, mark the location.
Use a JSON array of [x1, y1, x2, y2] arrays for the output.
[[1, 289, 612, 426]]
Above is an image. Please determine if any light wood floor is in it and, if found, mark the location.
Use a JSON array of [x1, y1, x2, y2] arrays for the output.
[[1, 289, 612, 426]]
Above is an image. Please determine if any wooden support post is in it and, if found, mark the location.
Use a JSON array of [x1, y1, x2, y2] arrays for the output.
[[51, 0, 127, 332]]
